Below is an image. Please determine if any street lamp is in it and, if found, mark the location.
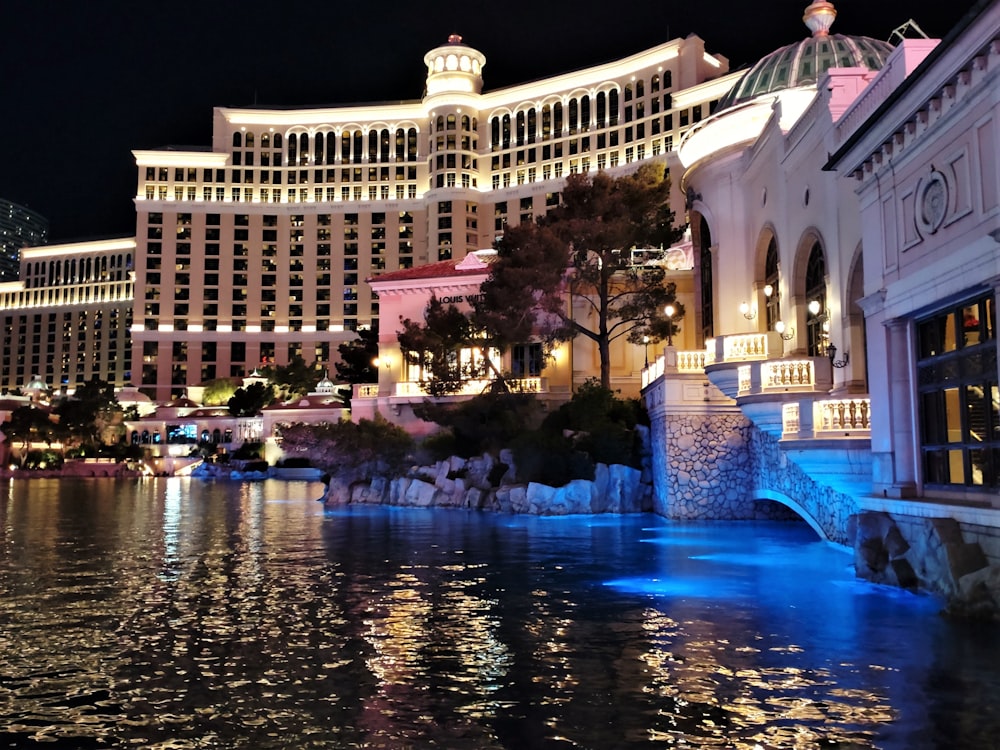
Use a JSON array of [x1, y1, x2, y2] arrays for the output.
[[642, 335, 650, 367], [774, 320, 795, 340], [828, 343, 849, 368], [664, 304, 675, 347]]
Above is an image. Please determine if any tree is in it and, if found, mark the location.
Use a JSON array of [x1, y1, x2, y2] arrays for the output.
[[1, 405, 60, 458], [335, 326, 379, 384], [228, 382, 275, 417], [202, 378, 241, 406], [54, 377, 123, 452], [398, 295, 488, 396], [261, 355, 322, 401], [493, 162, 685, 388]]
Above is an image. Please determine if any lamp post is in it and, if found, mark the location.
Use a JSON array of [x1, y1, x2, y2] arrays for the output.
[[642, 335, 650, 368], [664, 304, 675, 347]]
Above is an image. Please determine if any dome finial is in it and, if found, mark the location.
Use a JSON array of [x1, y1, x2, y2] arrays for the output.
[[803, 1, 836, 37]]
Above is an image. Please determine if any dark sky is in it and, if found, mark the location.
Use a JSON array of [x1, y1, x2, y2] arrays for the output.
[[0, 1, 971, 242]]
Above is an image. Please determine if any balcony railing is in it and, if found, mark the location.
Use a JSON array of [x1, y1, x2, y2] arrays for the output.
[[814, 398, 871, 434], [641, 350, 707, 388], [782, 397, 872, 439], [393, 377, 546, 398]]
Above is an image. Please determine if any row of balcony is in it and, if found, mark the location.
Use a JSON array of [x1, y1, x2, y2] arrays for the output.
[[642, 332, 870, 442], [355, 377, 547, 400]]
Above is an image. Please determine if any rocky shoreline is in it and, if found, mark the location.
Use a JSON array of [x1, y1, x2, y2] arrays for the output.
[[320, 450, 652, 515]]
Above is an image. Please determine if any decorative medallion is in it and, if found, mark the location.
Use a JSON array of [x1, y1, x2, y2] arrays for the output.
[[919, 170, 948, 234]]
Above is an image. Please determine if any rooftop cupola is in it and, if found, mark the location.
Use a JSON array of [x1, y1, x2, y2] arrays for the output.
[[423, 34, 486, 99]]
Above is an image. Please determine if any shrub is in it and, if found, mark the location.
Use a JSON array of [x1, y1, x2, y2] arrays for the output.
[[232, 442, 263, 460], [511, 430, 594, 487], [280, 415, 414, 485], [413, 392, 543, 457]]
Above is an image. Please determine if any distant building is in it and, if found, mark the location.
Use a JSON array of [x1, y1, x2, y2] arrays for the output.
[[0, 199, 48, 282], [0, 238, 135, 392]]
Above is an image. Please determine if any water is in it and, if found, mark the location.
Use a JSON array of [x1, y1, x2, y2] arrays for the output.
[[1, 479, 998, 749]]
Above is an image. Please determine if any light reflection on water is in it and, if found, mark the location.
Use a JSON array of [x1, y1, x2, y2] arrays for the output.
[[1, 479, 999, 748]]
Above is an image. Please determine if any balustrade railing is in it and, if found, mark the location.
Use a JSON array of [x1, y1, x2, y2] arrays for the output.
[[723, 333, 770, 361], [762, 360, 814, 390], [393, 377, 545, 398], [356, 384, 379, 398], [738, 365, 752, 395], [677, 350, 707, 372], [782, 402, 801, 435], [814, 398, 871, 434]]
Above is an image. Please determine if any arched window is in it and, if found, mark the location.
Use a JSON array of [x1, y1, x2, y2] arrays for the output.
[[568, 98, 578, 134], [527, 108, 537, 143], [764, 237, 780, 331], [380, 129, 390, 162], [341, 132, 351, 163], [651, 74, 660, 93], [396, 128, 406, 161], [805, 241, 828, 357], [609, 89, 620, 125], [314, 132, 324, 163], [407, 128, 418, 161], [298, 133, 308, 164], [501, 114, 511, 149], [490, 117, 500, 150], [261, 133, 270, 149], [636, 80, 645, 98], [580, 95, 591, 131], [368, 130, 379, 162], [273, 133, 282, 149], [664, 70, 673, 89], [624, 84, 633, 102], [516, 111, 525, 146], [212, 428, 222, 443], [351, 131, 362, 163], [699, 216, 714, 342], [288, 135, 297, 162], [461, 115, 470, 131], [245, 132, 254, 148], [596, 92, 606, 127], [232, 132, 242, 148], [131, 431, 140, 445], [446, 114, 456, 130], [201, 429, 210, 443], [553, 102, 563, 136], [141, 430, 150, 444]]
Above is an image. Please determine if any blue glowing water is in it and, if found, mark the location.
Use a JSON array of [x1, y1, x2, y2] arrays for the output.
[[1, 478, 998, 748]]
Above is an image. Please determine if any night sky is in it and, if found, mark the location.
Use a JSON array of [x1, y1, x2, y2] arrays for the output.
[[0, 1, 971, 242]]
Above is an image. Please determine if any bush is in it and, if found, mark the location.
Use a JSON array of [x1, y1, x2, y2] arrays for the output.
[[23, 450, 63, 470], [415, 430, 459, 464], [279, 415, 414, 485], [511, 430, 594, 487], [413, 392, 543, 457], [540, 380, 647, 468], [232, 442, 263, 460], [278, 456, 313, 468]]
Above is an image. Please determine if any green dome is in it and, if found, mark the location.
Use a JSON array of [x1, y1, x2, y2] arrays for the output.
[[717, 2, 894, 110]]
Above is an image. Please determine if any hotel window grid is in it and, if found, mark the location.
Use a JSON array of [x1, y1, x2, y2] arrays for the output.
[[918, 296, 999, 488]]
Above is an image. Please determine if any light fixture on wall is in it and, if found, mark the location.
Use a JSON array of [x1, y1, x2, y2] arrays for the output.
[[808, 299, 829, 322], [739, 301, 757, 320], [763, 284, 774, 298], [664, 304, 675, 346], [827, 343, 849, 368], [774, 320, 795, 340]]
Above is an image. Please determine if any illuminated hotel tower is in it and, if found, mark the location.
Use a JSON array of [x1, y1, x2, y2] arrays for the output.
[[57, 34, 732, 401]]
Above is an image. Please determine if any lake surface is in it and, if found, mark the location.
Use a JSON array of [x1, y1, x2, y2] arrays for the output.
[[1, 478, 998, 749]]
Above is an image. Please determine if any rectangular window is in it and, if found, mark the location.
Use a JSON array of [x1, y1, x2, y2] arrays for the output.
[[917, 295, 999, 488]]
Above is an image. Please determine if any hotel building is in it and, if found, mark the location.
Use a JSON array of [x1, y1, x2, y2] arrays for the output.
[[126, 33, 735, 401], [0, 198, 48, 282], [0, 238, 135, 392]]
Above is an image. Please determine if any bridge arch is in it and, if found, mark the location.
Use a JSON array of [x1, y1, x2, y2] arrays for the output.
[[753, 488, 831, 542]]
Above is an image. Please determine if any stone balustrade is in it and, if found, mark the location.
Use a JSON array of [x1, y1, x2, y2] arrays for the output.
[[814, 398, 871, 435], [394, 377, 546, 397], [762, 359, 815, 390], [641, 349, 707, 389]]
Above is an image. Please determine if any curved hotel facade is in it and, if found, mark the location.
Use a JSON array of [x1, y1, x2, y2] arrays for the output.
[[125, 34, 735, 401]]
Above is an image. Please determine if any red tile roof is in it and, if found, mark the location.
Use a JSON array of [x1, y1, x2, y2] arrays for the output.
[[368, 251, 497, 283]]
